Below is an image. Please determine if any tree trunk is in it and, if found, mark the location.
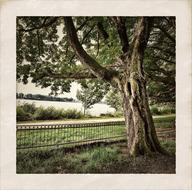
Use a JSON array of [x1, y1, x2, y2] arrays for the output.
[[121, 75, 165, 156], [64, 17, 166, 157]]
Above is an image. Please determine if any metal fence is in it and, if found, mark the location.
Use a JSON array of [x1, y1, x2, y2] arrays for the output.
[[16, 121, 126, 150], [16, 120, 175, 150]]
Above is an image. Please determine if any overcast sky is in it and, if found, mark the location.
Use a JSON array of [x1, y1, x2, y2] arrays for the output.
[[17, 81, 81, 100]]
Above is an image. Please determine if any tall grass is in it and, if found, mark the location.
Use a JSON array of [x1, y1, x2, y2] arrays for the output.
[[17, 145, 123, 173], [17, 140, 175, 173]]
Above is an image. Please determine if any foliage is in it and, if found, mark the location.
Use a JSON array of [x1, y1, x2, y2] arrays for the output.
[[145, 17, 175, 104], [62, 109, 83, 119], [100, 111, 123, 118], [150, 105, 160, 115], [34, 106, 63, 120], [76, 79, 109, 114], [17, 103, 83, 121], [158, 105, 175, 115], [22, 102, 36, 114], [105, 88, 123, 112], [150, 105, 175, 115], [16, 103, 36, 121], [17, 106, 33, 121], [16, 17, 175, 105]]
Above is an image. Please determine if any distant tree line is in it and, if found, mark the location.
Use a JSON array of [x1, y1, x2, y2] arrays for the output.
[[16, 93, 74, 102]]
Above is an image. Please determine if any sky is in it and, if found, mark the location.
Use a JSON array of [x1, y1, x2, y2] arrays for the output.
[[17, 80, 81, 100]]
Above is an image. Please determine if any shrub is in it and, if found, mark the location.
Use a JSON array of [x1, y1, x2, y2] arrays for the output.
[[22, 103, 36, 114], [150, 104, 175, 115], [150, 106, 160, 115], [113, 111, 123, 117], [34, 106, 63, 120], [62, 109, 83, 119], [17, 103, 83, 121], [159, 106, 175, 115], [17, 106, 33, 121], [100, 113, 114, 117]]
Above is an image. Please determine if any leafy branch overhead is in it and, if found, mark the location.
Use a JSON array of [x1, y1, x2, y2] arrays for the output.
[[17, 16, 175, 103]]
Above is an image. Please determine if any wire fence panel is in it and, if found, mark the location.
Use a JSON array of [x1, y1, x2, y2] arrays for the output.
[[16, 120, 175, 150], [16, 121, 127, 150]]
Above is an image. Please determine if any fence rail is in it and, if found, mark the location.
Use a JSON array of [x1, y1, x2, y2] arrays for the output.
[[16, 121, 126, 150], [16, 120, 175, 150]]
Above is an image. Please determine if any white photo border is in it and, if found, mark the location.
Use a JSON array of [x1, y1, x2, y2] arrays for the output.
[[0, 0, 191, 190]]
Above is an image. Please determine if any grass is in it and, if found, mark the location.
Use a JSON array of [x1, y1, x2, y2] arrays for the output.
[[16, 115, 176, 173], [160, 140, 176, 154], [17, 140, 175, 174], [17, 145, 121, 173]]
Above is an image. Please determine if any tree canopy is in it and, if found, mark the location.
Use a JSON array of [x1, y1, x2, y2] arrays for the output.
[[17, 16, 175, 105]]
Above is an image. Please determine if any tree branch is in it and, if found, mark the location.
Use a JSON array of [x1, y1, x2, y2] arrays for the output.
[[97, 22, 109, 41], [96, 31, 100, 56], [64, 17, 118, 82], [147, 72, 175, 85], [112, 17, 129, 53], [19, 17, 58, 32], [76, 17, 94, 31], [69, 24, 96, 63], [130, 17, 153, 74], [155, 25, 175, 43], [151, 55, 175, 64], [48, 71, 96, 80], [149, 46, 175, 57]]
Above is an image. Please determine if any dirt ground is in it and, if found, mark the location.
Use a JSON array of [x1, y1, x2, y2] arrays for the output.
[[108, 144, 175, 174], [112, 155, 175, 174]]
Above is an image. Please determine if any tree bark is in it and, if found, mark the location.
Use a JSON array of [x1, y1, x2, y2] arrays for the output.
[[121, 78, 165, 156], [118, 17, 166, 156]]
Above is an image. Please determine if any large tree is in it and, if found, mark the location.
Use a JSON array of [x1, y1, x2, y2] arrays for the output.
[[17, 16, 175, 156]]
